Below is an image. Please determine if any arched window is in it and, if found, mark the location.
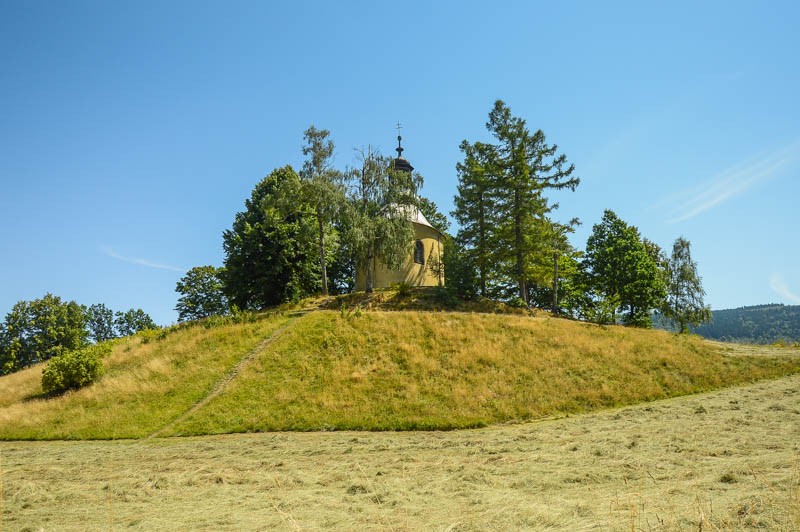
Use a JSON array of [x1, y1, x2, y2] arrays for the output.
[[414, 240, 425, 265]]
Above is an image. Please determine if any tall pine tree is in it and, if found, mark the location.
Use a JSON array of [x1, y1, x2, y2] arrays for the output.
[[486, 101, 579, 304], [454, 100, 579, 303], [453, 140, 495, 297]]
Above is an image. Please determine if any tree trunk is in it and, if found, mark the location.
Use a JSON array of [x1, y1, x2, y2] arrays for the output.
[[515, 190, 526, 304], [317, 208, 328, 296], [478, 196, 487, 297], [552, 250, 559, 314], [365, 251, 374, 293]]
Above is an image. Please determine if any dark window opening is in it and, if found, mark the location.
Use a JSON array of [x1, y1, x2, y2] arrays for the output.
[[414, 240, 424, 265]]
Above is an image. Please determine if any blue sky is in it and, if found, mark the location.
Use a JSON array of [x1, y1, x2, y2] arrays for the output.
[[1, 1, 798, 325]]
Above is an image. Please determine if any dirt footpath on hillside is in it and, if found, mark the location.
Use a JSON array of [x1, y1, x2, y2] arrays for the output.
[[2, 374, 799, 530]]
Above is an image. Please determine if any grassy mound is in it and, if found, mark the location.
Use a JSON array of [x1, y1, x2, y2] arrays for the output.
[[1, 308, 799, 440], [166, 310, 800, 435], [0, 313, 290, 439]]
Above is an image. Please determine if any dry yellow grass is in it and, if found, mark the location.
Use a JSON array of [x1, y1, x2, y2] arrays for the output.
[[2, 373, 798, 530], [0, 363, 42, 408], [168, 310, 800, 434], [0, 315, 289, 439], [3, 308, 799, 439]]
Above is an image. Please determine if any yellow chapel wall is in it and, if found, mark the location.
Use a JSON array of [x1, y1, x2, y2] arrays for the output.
[[354, 223, 444, 291]]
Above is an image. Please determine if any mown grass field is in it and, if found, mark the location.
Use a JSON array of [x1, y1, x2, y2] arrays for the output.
[[2, 298, 800, 529], [2, 305, 800, 439], [2, 373, 799, 530]]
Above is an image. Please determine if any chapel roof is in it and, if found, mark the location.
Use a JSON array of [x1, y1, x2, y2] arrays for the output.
[[385, 203, 440, 233]]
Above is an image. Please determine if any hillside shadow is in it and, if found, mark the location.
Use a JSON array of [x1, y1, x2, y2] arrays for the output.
[[316, 287, 545, 317]]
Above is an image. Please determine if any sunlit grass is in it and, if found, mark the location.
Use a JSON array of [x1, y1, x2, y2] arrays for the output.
[[3, 374, 799, 529], [168, 310, 800, 435], [2, 304, 798, 439], [0, 314, 289, 439]]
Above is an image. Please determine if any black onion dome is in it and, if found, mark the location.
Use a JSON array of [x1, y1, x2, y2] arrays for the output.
[[393, 156, 414, 173], [393, 134, 414, 173]]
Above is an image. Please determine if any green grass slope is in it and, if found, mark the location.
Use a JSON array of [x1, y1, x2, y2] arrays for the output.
[[0, 314, 290, 439], [166, 310, 800, 435], [1, 308, 799, 440]]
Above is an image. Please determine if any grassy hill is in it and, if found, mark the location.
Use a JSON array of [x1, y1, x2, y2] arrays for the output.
[[2, 297, 800, 440]]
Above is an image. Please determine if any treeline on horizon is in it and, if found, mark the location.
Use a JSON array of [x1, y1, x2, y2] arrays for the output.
[[655, 304, 800, 344], [0, 295, 157, 375]]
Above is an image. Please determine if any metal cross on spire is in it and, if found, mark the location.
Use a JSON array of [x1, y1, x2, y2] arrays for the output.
[[395, 122, 404, 157]]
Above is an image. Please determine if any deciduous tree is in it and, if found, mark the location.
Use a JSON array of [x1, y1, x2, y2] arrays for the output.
[[84, 303, 117, 343], [0, 293, 87, 374], [583, 210, 666, 327], [343, 147, 420, 293], [222, 166, 319, 308], [175, 266, 228, 322], [662, 237, 711, 333], [300, 126, 344, 296], [114, 309, 157, 337]]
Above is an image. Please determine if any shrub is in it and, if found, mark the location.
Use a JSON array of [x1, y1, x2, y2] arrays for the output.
[[432, 286, 460, 308], [138, 327, 171, 344], [394, 282, 414, 298], [41, 344, 108, 395], [507, 297, 528, 309]]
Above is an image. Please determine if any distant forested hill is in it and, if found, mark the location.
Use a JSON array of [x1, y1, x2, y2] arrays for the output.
[[656, 304, 800, 344]]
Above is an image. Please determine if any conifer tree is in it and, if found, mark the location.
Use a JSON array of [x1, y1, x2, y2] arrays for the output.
[[454, 101, 579, 303], [485, 100, 579, 304], [453, 140, 495, 297]]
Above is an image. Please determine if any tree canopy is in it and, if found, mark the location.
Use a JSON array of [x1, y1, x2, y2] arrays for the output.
[[84, 303, 116, 343], [175, 265, 228, 322], [114, 309, 158, 337], [222, 165, 319, 309], [583, 210, 666, 327], [300, 125, 344, 296], [452, 100, 579, 303], [661, 237, 711, 333], [453, 140, 495, 297], [0, 293, 87, 374], [342, 147, 421, 293], [0, 294, 157, 375]]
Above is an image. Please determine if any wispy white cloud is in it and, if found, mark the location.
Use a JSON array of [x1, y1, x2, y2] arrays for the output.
[[104, 247, 184, 273], [667, 140, 800, 223], [770, 273, 800, 304]]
